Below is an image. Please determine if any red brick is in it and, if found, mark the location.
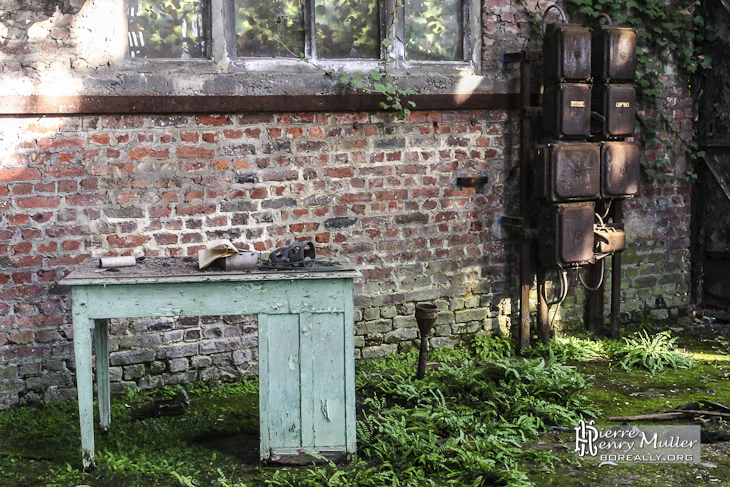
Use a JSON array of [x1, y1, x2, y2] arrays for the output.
[[162, 192, 179, 202], [116, 192, 136, 204], [12, 183, 33, 195], [16, 196, 61, 209], [66, 194, 107, 206], [12, 271, 31, 283], [245, 128, 262, 139], [185, 190, 205, 202], [45, 166, 87, 178], [202, 132, 221, 143], [224, 129, 243, 139], [154, 233, 179, 245], [150, 206, 172, 218], [233, 158, 251, 170], [323, 167, 354, 178], [196, 115, 232, 126], [58, 179, 78, 193], [89, 133, 110, 145], [62, 240, 81, 251], [0, 167, 42, 182], [250, 188, 268, 199], [21, 229, 41, 240], [107, 235, 149, 248], [212, 160, 229, 170], [128, 147, 170, 160], [339, 193, 373, 203], [1, 285, 46, 299], [35, 181, 56, 193], [176, 204, 215, 216], [177, 146, 215, 159], [8, 214, 29, 226], [39, 136, 84, 150]]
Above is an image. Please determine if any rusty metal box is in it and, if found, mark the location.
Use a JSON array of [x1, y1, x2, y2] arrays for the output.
[[543, 83, 592, 138], [593, 83, 636, 137], [592, 26, 637, 82], [539, 202, 596, 268], [595, 225, 626, 253], [601, 141, 641, 198], [534, 142, 600, 202], [543, 23, 592, 83]]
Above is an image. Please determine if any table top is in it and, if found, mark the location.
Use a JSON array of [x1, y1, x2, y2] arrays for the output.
[[59, 256, 361, 286]]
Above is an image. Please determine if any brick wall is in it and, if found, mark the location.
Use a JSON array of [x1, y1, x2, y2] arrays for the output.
[[0, 0, 695, 408], [0, 105, 692, 408]]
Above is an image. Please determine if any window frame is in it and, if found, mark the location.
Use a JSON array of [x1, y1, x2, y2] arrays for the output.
[[127, 0, 481, 76]]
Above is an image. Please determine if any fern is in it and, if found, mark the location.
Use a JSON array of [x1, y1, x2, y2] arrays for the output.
[[615, 330, 694, 374]]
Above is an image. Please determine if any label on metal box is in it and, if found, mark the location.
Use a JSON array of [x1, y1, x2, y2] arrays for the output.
[[570, 100, 586, 108]]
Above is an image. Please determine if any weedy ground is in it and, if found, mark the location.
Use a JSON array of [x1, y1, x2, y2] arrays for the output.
[[1, 316, 730, 487]]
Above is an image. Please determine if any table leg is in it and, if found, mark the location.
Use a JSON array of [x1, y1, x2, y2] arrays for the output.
[[71, 287, 96, 470], [94, 319, 111, 432]]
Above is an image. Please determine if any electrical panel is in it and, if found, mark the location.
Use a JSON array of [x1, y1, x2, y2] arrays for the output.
[[539, 202, 596, 267], [592, 25, 637, 82], [536, 17, 638, 270], [542, 83, 592, 138], [534, 142, 600, 201], [543, 23, 592, 83], [601, 141, 641, 198], [593, 83, 636, 137]]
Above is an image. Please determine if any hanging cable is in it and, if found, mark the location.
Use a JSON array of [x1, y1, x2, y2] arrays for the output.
[[549, 270, 569, 330], [579, 258, 605, 291], [541, 4, 567, 34]]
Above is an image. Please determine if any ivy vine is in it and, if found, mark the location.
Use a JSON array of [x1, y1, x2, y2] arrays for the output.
[[522, 0, 716, 181], [276, 1, 416, 120]]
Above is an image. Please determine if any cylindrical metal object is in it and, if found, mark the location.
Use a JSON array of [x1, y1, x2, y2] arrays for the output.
[[414, 303, 438, 380], [99, 256, 136, 268]]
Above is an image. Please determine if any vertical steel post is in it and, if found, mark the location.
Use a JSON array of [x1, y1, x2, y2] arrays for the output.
[[586, 262, 605, 334], [611, 200, 623, 339], [519, 52, 533, 351]]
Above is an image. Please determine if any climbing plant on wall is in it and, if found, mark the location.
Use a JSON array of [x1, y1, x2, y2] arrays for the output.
[[565, 0, 714, 180], [522, 0, 715, 180]]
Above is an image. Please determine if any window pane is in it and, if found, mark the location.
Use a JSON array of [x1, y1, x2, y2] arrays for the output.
[[235, 0, 305, 58], [127, 0, 208, 59], [405, 0, 463, 61], [315, 0, 379, 59]]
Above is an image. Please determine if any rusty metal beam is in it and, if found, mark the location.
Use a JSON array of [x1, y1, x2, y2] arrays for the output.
[[0, 93, 522, 116]]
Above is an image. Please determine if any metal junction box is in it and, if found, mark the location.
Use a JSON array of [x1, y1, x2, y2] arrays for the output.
[[592, 26, 637, 82], [543, 83, 592, 138], [593, 83, 636, 137], [601, 141, 641, 198], [534, 142, 600, 202], [595, 225, 627, 253], [539, 202, 596, 268], [543, 23, 592, 83]]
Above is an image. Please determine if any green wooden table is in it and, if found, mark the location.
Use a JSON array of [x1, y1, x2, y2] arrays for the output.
[[60, 257, 361, 470]]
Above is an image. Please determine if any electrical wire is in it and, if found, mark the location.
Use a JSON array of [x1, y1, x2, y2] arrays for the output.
[[549, 270, 569, 330], [578, 258, 605, 291]]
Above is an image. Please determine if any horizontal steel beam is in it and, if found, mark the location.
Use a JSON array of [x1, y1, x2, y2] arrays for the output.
[[0, 93, 526, 116]]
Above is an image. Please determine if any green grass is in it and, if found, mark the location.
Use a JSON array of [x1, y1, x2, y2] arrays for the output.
[[1, 319, 730, 487]]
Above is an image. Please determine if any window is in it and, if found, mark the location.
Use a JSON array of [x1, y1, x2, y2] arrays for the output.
[[127, 0, 478, 71], [128, 0, 209, 59]]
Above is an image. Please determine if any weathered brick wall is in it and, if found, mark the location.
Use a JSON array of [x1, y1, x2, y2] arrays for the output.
[[0, 0, 694, 408], [0, 106, 692, 408]]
